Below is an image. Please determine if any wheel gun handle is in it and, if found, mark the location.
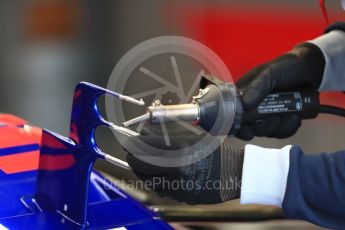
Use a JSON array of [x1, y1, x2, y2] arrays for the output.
[[241, 90, 320, 125]]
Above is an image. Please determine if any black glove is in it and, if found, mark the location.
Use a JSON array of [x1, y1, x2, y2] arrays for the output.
[[124, 127, 244, 204], [236, 43, 325, 140]]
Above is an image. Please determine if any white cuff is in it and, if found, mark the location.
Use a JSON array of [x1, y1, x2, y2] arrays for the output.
[[309, 30, 345, 91], [240, 144, 291, 207]]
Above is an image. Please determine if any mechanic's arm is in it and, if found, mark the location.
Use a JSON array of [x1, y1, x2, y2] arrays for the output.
[[239, 22, 345, 229], [316, 22, 345, 91]]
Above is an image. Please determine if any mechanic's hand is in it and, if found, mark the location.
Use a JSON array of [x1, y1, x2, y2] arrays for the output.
[[124, 127, 244, 204], [236, 43, 325, 140]]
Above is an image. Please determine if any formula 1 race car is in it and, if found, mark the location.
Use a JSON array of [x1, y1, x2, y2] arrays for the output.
[[0, 82, 172, 229]]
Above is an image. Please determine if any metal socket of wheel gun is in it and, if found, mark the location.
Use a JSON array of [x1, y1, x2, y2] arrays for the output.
[[122, 100, 200, 127], [121, 88, 211, 128], [148, 100, 200, 124]]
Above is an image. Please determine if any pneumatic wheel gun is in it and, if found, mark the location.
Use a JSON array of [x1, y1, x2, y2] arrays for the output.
[[123, 75, 320, 136]]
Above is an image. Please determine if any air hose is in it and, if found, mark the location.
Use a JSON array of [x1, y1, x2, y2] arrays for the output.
[[320, 105, 345, 118]]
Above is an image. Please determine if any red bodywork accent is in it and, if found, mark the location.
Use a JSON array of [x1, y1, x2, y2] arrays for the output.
[[41, 131, 68, 149], [0, 114, 28, 127], [0, 115, 42, 173], [0, 114, 75, 174], [0, 151, 39, 174], [39, 154, 76, 170]]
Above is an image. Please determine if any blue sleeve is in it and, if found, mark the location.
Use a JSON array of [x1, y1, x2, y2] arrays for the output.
[[282, 145, 345, 229], [282, 21, 345, 228]]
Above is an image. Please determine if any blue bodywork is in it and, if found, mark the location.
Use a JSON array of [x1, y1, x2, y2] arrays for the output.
[[0, 82, 172, 229]]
